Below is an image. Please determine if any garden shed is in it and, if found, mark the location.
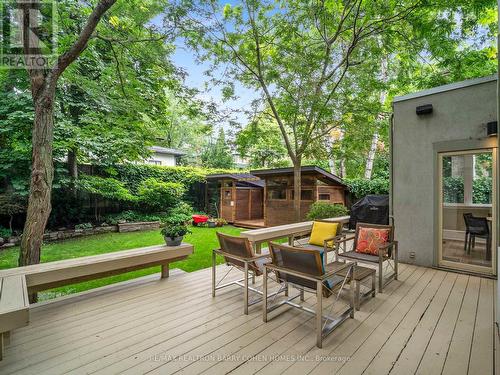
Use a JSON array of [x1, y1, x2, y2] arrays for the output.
[[205, 173, 265, 228], [250, 166, 348, 227], [207, 166, 347, 228]]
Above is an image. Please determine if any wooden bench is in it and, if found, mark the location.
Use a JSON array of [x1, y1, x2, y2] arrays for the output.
[[0, 275, 29, 360], [0, 243, 193, 292], [0, 243, 193, 359]]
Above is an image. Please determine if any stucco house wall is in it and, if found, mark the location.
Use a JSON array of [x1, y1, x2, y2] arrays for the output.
[[391, 76, 498, 268]]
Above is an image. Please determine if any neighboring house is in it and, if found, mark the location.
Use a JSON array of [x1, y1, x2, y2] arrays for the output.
[[143, 146, 186, 166]]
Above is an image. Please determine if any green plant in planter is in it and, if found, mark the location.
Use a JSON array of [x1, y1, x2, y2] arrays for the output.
[[160, 219, 191, 246]]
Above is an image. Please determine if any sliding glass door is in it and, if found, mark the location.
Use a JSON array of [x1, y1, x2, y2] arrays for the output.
[[438, 149, 496, 275]]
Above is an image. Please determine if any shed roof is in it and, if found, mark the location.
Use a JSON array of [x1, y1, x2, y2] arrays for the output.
[[250, 166, 347, 187], [206, 173, 265, 188]]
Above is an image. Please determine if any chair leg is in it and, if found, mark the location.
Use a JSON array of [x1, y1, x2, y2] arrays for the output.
[[371, 273, 376, 297], [252, 273, 256, 285], [263, 267, 268, 323], [394, 243, 398, 281], [316, 280, 323, 348], [300, 288, 305, 302], [244, 262, 249, 315], [378, 261, 383, 292], [464, 232, 468, 252], [212, 250, 216, 297], [355, 281, 360, 311]]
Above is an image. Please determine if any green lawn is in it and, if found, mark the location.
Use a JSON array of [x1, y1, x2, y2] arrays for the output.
[[0, 225, 243, 301]]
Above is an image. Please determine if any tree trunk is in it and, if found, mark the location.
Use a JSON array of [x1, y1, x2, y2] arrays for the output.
[[19, 98, 54, 269], [293, 160, 302, 222], [364, 131, 379, 179]]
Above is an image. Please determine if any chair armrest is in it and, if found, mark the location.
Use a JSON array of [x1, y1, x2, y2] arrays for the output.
[[334, 235, 355, 244], [378, 241, 398, 257]]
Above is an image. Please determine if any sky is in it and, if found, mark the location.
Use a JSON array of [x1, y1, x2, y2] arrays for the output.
[[171, 39, 259, 134]]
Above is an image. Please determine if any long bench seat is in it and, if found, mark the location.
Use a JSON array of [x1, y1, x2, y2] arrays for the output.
[[0, 243, 194, 359], [0, 275, 29, 360]]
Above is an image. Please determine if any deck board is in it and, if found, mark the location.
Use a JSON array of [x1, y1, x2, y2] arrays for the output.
[[0, 263, 495, 375]]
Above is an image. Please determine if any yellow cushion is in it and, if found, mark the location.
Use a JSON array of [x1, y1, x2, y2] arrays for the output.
[[309, 221, 339, 247]]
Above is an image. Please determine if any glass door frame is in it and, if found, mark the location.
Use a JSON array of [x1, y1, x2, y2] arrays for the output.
[[437, 148, 497, 275]]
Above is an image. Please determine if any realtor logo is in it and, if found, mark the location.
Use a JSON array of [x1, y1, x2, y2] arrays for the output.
[[0, 0, 57, 69]]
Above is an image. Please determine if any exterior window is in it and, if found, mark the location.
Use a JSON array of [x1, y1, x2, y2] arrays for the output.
[[291, 189, 314, 201], [267, 178, 288, 200], [268, 187, 287, 200], [147, 159, 162, 166], [318, 194, 330, 200], [223, 189, 232, 200]]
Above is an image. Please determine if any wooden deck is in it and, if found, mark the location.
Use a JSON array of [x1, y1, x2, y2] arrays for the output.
[[0, 262, 497, 375]]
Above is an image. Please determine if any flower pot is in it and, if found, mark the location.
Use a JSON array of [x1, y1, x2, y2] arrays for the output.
[[207, 221, 216, 228], [164, 236, 183, 246]]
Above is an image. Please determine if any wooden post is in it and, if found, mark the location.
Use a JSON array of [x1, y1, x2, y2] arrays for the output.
[[161, 263, 169, 278]]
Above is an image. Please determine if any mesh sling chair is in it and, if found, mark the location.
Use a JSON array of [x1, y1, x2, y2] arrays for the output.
[[334, 222, 398, 292], [263, 242, 355, 348], [213, 232, 281, 315]]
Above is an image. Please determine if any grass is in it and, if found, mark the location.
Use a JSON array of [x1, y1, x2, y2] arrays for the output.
[[0, 225, 243, 301]]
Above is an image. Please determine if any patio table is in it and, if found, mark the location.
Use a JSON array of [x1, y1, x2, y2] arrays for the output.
[[240, 216, 350, 253]]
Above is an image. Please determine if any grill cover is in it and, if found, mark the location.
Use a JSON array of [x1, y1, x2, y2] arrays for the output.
[[349, 195, 389, 229]]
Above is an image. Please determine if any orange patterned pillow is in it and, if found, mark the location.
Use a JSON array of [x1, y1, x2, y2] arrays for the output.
[[355, 227, 390, 255]]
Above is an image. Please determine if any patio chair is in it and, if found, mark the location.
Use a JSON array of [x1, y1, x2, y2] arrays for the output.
[[334, 222, 398, 292], [291, 220, 346, 266], [463, 213, 491, 260], [263, 242, 355, 348], [213, 232, 276, 314]]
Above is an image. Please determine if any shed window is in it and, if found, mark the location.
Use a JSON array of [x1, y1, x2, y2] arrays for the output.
[[267, 187, 287, 200], [267, 178, 288, 200], [318, 193, 331, 200], [291, 189, 314, 201], [223, 189, 233, 200]]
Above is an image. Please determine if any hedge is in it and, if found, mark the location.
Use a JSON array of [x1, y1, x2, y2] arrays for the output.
[[108, 164, 241, 193], [345, 178, 389, 201]]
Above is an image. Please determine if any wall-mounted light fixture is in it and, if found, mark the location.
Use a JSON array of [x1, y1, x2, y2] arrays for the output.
[[416, 104, 433, 116], [487, 121, 497, 137]]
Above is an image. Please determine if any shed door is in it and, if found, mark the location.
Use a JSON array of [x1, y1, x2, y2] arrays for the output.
[[438, 149, 496, 275], [250, 189, 263, 219], [235, 190, 250, 220]]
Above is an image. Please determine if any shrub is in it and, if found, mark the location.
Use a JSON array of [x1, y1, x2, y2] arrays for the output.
[[104, 210, 166, 224], [0, 226, 12, 239], [75, 223, 92, 230], [306, 202, 349, 220], [77, 175, 136, 202], [168, 202, 194, 223], [346, 178, 389, 201], [137, 178, 185, 211]]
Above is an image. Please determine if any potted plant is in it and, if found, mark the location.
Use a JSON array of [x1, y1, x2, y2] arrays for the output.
[[161, 219, 191, 246], [207, 219, 216, 228], [215, 218, 227, 227]]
